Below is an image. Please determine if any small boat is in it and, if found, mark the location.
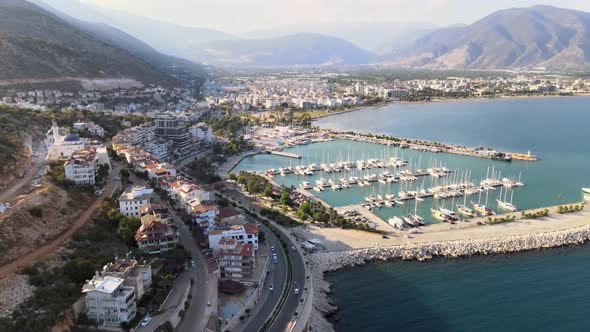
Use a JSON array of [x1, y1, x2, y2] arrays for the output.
[[408, 214, 425, 226], [497, 199, 517, 212], [300, 181, 313, 190], [439, 208, 459, 221], [394, 198, 404, 205], [384, 201, 393, 207], [313, 186, 324, 192], [378, 179, 387, 184], [456, 204, 476, 218], [388, 217, 405, 230], [431, 208, 451, 222], [471, 201, 495, 216]]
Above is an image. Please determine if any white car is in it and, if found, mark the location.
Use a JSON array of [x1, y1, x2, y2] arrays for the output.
[[269, 284, 274, 291], [140, 317, 152, 327], [294, 288, 300, 295]]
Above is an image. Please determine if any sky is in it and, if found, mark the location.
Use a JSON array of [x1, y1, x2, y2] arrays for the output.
[[80, 0, 590, 34]]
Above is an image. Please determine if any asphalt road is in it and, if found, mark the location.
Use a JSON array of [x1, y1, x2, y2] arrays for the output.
[[268, 228, 306, 332], [221, 190, 307, 332], [129, 173, 212, 332], [235, 220, 287, 332]]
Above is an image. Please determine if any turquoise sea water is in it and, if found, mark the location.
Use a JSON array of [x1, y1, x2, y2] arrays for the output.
[[234, 97, 590, 224], [235, 96, 590, 331]]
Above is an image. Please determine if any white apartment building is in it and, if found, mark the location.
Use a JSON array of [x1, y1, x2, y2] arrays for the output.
[[82, 275, 137, 326], [64, 146, 110, 185], [208, 224, 259, 252], [119, 186, 154, 217], [190, 123, 213, 142]]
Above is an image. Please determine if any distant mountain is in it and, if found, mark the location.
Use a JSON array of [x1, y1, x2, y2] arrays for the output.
[[39, 0, 236, 58], [29, 0, 206, 76], [0, 0, 176, 84], [188, 33, 375, 66], [242, 22, 437, 54], [381, 5, 590, 71]]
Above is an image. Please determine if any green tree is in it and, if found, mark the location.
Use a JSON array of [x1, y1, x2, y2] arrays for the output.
[[280, 192, 292, 206], [63, 258, 95, 283]]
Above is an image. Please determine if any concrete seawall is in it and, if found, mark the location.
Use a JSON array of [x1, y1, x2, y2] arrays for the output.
[[308, 221, 590, 331]]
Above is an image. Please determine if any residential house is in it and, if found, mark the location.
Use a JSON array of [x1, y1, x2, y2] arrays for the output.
[[208, 224, 259, 252], [135, 221, 179, 255], [217, 241, 255, 280], [118, 186, 153, 217]]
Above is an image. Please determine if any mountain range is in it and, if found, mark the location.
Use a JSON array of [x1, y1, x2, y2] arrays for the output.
[[1, 1, 590, 75], [189, 33, 375, 66], [0, 0, 201, 84], [383, 5, 590, 70]]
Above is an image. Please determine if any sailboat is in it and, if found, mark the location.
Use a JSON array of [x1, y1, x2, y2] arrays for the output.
[[405, 197, 425, 226], [496, 187, 517, 212], [457, 188, 476, 218]]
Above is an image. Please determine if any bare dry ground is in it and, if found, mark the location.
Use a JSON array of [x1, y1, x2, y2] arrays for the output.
[[0, 185, 90, 266]]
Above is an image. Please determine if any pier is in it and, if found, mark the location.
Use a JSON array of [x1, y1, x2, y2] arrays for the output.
[[335, 204, 393, 232], [269, 150, 302, 159]]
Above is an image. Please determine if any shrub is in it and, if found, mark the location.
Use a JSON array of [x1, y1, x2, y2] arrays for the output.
[[29, 206, 43, 217]]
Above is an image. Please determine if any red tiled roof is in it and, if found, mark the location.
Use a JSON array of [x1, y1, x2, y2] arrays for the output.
[[191, 204, 218, 214], [219, 207, 241, 219], [243, 224, 259, 235]]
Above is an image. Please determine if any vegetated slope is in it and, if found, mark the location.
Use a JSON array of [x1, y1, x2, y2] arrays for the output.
[[0, 0, 175, 84], [382, 5, 590, 70]]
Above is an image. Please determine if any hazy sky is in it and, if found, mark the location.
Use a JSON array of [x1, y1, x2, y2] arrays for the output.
[[80, 0, 590, 34]]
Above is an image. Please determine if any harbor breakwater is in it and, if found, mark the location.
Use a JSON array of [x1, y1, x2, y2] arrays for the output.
[[308, 222, 590, 332]]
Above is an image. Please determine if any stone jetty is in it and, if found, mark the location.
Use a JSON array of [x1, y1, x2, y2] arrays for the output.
[[308, 223, 590, 331]]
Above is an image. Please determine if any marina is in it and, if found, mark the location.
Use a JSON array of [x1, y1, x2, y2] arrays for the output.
[[235, 97, 590, 228]]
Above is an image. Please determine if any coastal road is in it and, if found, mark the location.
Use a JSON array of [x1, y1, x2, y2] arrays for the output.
[[129, 173, 212, 332], [0, 141, 47, 204], [234, 220, 287, 332], [0, 161, 122, 279], [268, 228, 306, 332], [221, 190, 307, 332]]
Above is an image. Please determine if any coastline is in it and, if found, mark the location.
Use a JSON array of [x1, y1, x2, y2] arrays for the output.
[[307, 210, 590, 332], [311, 93, 588, 121]]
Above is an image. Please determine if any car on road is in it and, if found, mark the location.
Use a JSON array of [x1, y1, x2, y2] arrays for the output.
[[294, 288, 300, 295], [271, 246, 275, 251], [191, 261, 196, 269], [269, 284, 274, 291], [140, 316, 152, 327], [256, 222, 260, 226], [291, 246, 296, 251], [114, 177, 121, 181]]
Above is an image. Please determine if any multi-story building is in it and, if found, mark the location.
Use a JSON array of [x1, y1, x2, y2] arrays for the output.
[[189, 203, 219, 234], [208, 224, 259, 252], [190, 122, 213, 142], [101, 257, 152, 301], [82, 275, 137, 326], [141, 204, 173, 225], [64, 146, 110, 185], [118, 186, 153, 217], [135, 221, 179, 254], [217, 241, 255, 280]]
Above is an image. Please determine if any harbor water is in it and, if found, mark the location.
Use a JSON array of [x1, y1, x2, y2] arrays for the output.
[[234, 96, 590, 331]]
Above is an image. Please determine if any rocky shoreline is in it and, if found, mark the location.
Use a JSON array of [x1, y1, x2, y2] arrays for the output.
[[307, 223, 590, 331]]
